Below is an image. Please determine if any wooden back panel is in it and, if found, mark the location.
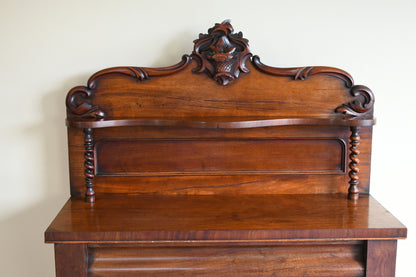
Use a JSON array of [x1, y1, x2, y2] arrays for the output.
[[67, 61, 366, 119], [65, 21, 375, 200]]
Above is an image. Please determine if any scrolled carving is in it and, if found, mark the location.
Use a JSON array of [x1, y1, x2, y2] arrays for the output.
[[192, 20, 252, 85], [89, 67, 150, 88], [335, 85, 374, 117], [66, 86, 105, 119], [252, 55, 354, 88], [66, 56, 191, 119], [87, 55, 191, 88]]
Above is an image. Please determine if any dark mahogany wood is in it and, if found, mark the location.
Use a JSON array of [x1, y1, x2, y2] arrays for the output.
[[336, 85, 375, 117], [348, 126, 361, 200], [45, 194, 406, 243], [66, 55, 191, 119], [67, 125, 375, 197], [192, 19, 251, 85], [54, 244, 87, 277], [252, 54, 354, 87], [83, 128, 95, 203], [87, 241, 365, 277], [66, 116, 375, 129], [96, 138, 345, 176], [46, 194, 405, 276], [252, 57, 374, 117], [45, 20, 406, 277], [366, 240, 398, 277], [52, 241, 367, 277]]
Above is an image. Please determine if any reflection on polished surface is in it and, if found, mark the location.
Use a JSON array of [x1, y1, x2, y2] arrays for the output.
[[46, 194, 406, 243]]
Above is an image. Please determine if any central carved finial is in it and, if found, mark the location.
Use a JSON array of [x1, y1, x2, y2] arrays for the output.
[[192, 20, 252, 85]]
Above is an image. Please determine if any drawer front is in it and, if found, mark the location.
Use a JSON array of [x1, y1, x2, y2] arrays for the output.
[[87, 242, 364, 277]]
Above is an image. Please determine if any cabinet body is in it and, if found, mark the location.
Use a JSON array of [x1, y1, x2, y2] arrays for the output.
[[45, 21, 406, 276], [54, 240, 397, 277], [46, 194, 405, 276]]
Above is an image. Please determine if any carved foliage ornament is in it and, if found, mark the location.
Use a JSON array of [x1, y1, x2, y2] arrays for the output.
[[192, 20, 252, 85]]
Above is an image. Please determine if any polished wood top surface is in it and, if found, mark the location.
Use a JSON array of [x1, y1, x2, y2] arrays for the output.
[[45, 194, 406, 243]]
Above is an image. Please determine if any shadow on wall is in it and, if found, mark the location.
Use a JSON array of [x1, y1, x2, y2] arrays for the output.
[[0, 196, 66, 276], [0, 34, 193, 276], [0, 76, 86, 277]]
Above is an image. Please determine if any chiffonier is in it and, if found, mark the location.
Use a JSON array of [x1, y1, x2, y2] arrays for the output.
[[45, 20, 406, 276]]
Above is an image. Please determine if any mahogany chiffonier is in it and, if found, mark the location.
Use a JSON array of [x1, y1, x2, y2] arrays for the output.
[[45, 20, 406, 276]]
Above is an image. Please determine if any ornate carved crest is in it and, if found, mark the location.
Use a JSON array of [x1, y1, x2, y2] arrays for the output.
[[192, 20, 252, 85]]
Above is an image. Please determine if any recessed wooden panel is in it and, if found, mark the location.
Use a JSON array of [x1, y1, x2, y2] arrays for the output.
[[95, 138, 345, 176], [68, 126, 373, 196]]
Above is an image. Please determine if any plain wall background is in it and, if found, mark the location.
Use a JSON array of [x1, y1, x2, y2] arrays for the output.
[[1, 0, 414, 276]]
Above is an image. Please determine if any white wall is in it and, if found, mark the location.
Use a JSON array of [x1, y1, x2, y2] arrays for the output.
[[1, 0, 414, 276]]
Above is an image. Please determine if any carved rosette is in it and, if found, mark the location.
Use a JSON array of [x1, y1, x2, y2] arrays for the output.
[[192, 20, 252, 85]]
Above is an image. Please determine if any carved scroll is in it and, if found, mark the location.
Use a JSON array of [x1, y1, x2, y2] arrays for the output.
[[83, 128, 95, 203], [252, 56, 374, 117], [66, 86, 105, 119], [336, 85, 374, 117], [87, 55, 191, 88], [192, 20, 252, 85], [252, 55, 354, 88], [66, 56, 191, 119], [348, 127, 360, 200]]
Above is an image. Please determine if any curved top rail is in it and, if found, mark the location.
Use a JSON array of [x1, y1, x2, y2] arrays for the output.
[[66, 116, 375, 129]]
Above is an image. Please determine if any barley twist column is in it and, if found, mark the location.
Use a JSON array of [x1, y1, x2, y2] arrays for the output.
[[83, 128, 95, 203], [348, 127, 360, 200]]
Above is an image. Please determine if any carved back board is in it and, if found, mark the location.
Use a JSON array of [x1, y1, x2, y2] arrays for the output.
[[65, 20, 375, 202]]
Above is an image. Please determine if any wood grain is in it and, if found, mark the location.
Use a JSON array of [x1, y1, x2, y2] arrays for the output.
[[87, 62, 359, 118], [366, 240, 398, 277], [54, 244, 87, 277], [67, 126, 374, 196], [95, 138, 345, 176], [47, 20, 406, 277], [66, 116, 375, 129], [45, 194, 406, 243], [88, 242, 364, 277]]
